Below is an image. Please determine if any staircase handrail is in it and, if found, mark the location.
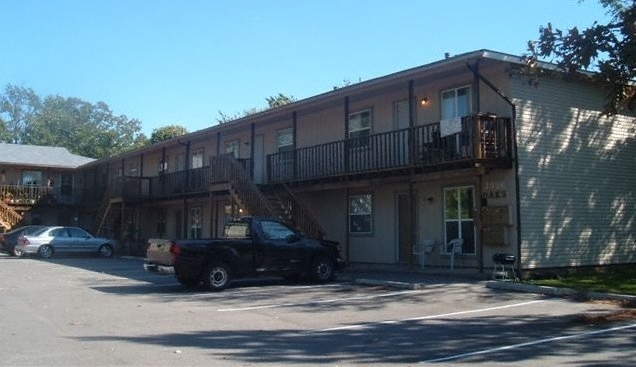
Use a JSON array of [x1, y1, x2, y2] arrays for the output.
[[92, 187, 113, 235], [0, 200, 22, 230], [212, 154, 277, 219], [280, 183, 325, 239]]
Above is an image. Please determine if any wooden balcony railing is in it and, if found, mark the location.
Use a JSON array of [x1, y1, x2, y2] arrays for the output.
[[268, 114, 511, 183], [1, 184, 82, 206]]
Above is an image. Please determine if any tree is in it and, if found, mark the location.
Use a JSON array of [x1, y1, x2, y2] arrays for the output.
[[0, 84, 147, 158], [216, 93, 296, 124], [525, 0, 636, 115], [0, 84, 41, 143], [150, 124, 189, 143]]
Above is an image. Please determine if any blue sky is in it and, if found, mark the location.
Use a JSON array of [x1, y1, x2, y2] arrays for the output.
[[1, 0, 611, 137]]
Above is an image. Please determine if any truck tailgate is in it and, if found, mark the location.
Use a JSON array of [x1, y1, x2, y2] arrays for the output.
[[146, 239, 174, 266]]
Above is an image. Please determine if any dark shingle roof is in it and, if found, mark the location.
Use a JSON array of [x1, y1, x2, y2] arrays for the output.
[[0, 143, 95, 169]]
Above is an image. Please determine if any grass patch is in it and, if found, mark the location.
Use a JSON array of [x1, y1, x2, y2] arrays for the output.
[[527, 267, 636, 296]]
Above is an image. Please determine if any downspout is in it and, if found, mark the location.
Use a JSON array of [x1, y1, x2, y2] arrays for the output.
[[466, 61, 522, 278], [408, 79, 417, 267], [344, 97, 350, 265], [250, 123, 255, 179]]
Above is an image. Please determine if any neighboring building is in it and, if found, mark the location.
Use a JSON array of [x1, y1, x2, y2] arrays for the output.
[[3, 49, 635, 276], [0, 143, 95, 230]]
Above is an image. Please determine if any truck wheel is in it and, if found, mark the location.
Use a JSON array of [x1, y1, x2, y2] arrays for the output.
[[204, 263, 231, 291], [177, 277, 200, 288], [311, 256, 334, 283]]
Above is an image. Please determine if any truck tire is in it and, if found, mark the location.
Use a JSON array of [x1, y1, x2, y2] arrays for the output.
[[204, 262, 231, 291], [311, 256, 334, 283]]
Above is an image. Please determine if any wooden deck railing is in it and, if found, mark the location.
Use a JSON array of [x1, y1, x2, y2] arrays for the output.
[[268, 114, 511, 183], [1, 184, 82, 206]]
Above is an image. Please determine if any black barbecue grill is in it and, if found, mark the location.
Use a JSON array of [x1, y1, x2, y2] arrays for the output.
[[492, 253, 518, 281]]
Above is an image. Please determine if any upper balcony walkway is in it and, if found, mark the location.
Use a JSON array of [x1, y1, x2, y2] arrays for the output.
[[103, 113, 511, 202], [268, 113, 511, 184]]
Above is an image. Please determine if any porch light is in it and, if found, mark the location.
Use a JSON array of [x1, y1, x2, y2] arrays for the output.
[[420, 97, 430, 107]]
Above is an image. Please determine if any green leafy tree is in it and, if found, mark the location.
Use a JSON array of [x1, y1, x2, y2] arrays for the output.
[[525, 0, 636, 115], [150, 124, 189, 143], [0, 84, 146, 158], [0, 84, 41, 143]]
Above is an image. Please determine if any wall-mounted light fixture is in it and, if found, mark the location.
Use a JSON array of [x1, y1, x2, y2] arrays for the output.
[[420, 97, 430, 108], [426, 196, 434, 203]]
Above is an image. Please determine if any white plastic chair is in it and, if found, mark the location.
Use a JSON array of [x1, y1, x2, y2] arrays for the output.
[[445, 238, 463, 270], [412, 240, 435, 269]]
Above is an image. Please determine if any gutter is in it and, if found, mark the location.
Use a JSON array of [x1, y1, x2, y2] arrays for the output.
[[466, 62, 522, 278]]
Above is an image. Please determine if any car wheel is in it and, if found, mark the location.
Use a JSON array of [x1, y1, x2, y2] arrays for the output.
[[39, 245, 53, 259], [311, 256, 334, 283], [177, 276, 200, 287], [204, 263, 231, 291], [98, 244, 113, 258], [12, 248, 23, 257]]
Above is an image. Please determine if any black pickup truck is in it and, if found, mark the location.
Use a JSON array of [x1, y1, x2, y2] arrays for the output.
[[144, 217, 344, 291]]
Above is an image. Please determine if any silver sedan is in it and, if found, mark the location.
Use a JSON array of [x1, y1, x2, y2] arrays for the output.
[[15, 226, 119, 259]]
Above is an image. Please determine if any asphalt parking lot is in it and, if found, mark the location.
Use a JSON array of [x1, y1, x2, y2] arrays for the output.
[[1, 254, 634, 366]]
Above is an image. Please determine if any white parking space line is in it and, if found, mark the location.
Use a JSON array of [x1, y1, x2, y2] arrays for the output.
[[306, 300, 546, 333], [217, 289, 423, 312], [419, 322, 636, 364]]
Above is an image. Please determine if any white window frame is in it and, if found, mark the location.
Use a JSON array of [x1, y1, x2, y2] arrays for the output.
[[191, 148, 204, 169], [443, 186, 476, 255], [158, 158, 168, 173], [348, 194, 373, 234], [21, 170, 43, 186], [276, 127, 294, 153], [441, 86, 470, 119], [225, 140, 240, 158], [189, 206, 202, 239], [348, 109, 372, 146]]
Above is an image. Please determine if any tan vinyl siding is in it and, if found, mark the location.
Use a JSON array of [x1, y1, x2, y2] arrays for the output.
[[512, 76, 636, 269]]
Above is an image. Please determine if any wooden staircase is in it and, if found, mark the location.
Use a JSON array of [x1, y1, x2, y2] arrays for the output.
[[260, 184, 325, 239], [211, 154, 325, 239], [0, 200, 23, 231]]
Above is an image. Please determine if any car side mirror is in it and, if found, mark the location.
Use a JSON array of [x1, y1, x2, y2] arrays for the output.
[[286, 233, 301, 243]]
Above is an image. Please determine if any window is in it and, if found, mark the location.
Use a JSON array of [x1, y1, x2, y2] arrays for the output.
[[276, 127, 294, 163], [349, 194, 372, 234], [189, 206, 202, 239], [158, 157, 169, 173], [22, 170, 42, 186], [260, 220, 295, 240], [127, 163, 139, 176], [68, 227, 89, 238], [191, 149, 204, 169], [441, 86, 470, 119], [443, 186, 475, 254], [277, 128, 293, 152], [225, 140, 240, 158], [174, 153, 185, 172], [348, 110, 371, 147]]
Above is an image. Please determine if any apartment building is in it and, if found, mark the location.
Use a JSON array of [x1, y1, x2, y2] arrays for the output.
[[3, 49, 634, 276], [0, 143, 95, 229]]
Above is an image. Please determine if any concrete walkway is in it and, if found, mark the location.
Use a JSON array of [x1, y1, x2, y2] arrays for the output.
[[339, 264, 636, 304]]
